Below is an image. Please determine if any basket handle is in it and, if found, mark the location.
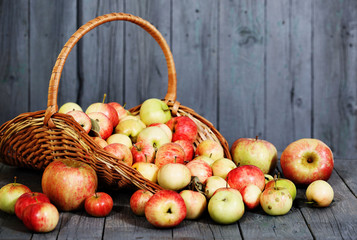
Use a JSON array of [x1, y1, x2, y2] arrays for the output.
[[44, 13, 177, 126]]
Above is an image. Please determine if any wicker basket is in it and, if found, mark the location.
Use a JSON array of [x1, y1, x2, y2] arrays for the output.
[[0, 13, 231, 193]]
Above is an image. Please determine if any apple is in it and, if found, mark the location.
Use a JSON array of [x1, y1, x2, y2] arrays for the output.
[[205, 176, 229, 199], [58, 102, 83, 114], [108, 102, 128, 122], [186, 159, 213, 184], [174, 140, 194, 162], [157, 163, 191, 191], [132, 162, 159, 183], [265, 178, 297, 200], [22, 202, 59, 232], [86, 102, 119, 127], [131, 141, 156, 164], [91, 137, 108, 148], [107, 133, 133, 148], [87, 112, 113, 140], [260, 186, 293, 216], [179, 190, 207, 219], [193, 155, 215, 166], [15, 192, 50, 220], [41, 159, 98, 211], [226, 165, 265, 192], [144, 190, 186, 228], [207, 189, 245, 224], [241, 184, 262, 210], [0, 177, 31, 214], [139, 98, 172, 126], [306, 180, 334, 207], [130, 189, 154, 216], [67, 110, 92, 133], [230, 137, 278, 174], [166, 116, 198, 143], [212, 187, 243, 201], [149, 123, 173, 141], [115, 118, 146, 142], [195, 139, 224, 161], [280, 138, 334, 185], [155, 142, 186, 168], [84, 192, 113, 217], [211, 158, 237, 179], [136, 126, 170, 151], [104, 143, 133, 166]]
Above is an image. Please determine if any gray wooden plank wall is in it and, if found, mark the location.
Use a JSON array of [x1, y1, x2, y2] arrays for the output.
[[0, 0, 356, 159]]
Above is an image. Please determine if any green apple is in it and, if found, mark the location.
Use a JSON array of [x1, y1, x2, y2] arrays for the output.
[[115, 118, 146, 142], [58, 102, 83, 114], [205, 176, 229, 199], [0, 178, 31, 214], [106, 133, 132, 148], [260, 186, 292, 216], [208, 189, 245, 224], [136, 126, 170, 150], [306, 180, 334, 207], [132, 162, 159, 183], [211, 158, 237, 179], [265, 178, 297, 200], [193, 155, 215, 166], [140, 98, 172, 126], [231, 137, 278, 174], [157, 163, 191, 191], [264, 174, 274, 184]]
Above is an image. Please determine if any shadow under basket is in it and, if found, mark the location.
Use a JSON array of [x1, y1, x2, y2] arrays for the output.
[[0, 13, 231, 194]]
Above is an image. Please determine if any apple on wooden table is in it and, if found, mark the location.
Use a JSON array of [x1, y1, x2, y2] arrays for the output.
[[22, 202, 59, 233], [260, 186, 293, 216], [226, 165, 265, 192], [280, 138, 334, 185], [84, 192, 113, 217], [305, 180, 334, 207], [41, 159, 98, 211], [265, 177, 297, 200], [0, 177, 31, 214], [240, 184, 262, 210], [130, 189, 154, 216], [15, 192, 50, 220], [179, 190, 207, 220], [144, 190, 186, 228]]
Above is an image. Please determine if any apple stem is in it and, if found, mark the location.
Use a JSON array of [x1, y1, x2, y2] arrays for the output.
[[256, 135, 259, 140], [174, 156, 177, 164], [209, 153, 213, 158], [102, 93, 107, 103], [123, 103, 126, 108], [95, 192, 98, 198], [145, 154, 148, 163], [274, 174, 278, 190], [13, 176, 17, 184]]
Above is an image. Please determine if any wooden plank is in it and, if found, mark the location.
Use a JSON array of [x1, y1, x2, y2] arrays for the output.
[[172, 0, 219, 126], [103, 190, 172, 240], [218, 0, 265, 145], [299, 170, 357, 240], [313, 0, 357, 159], [266, 0, 312, 152], [0, 0, 29, 125], [78, 0, 125, 109], [29, 0, 78, 112], [124, 0, 171, 109], [334, 160, 357, 197]]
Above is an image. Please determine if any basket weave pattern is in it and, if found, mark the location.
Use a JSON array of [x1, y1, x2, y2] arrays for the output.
[[0, 13, 231, 193]]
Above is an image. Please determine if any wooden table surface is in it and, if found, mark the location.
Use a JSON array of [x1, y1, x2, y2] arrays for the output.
[[0, 160, 356, 240]]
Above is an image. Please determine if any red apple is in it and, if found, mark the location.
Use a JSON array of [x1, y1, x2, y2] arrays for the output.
[[87, 112, 113, 140], [0, 177, 31, 214], [280, 138, 334, 185], [226, 165, 265, 192], [84, 192, 113, 217], [41, 159, 98, 211], [22, 202, 59, 232], [230, 137, 278, 174], [179, 190, 207, 219], [67, 110, 92, 133], [108, 102, 128, 122], [104, 143, 133, 166], [174, 140, 194, 162], [15, 192, 50, 220], [131, 141, 156, 164], [241, 184, 262, 210], [130, 189, 154, 216], [155, 142, 186, 168], [144, 190, 186, 228], [195, 139, 224, 161], [166, 116, 198, 143], [185, 159, 213, 184], [86, 102, 119, 127]]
